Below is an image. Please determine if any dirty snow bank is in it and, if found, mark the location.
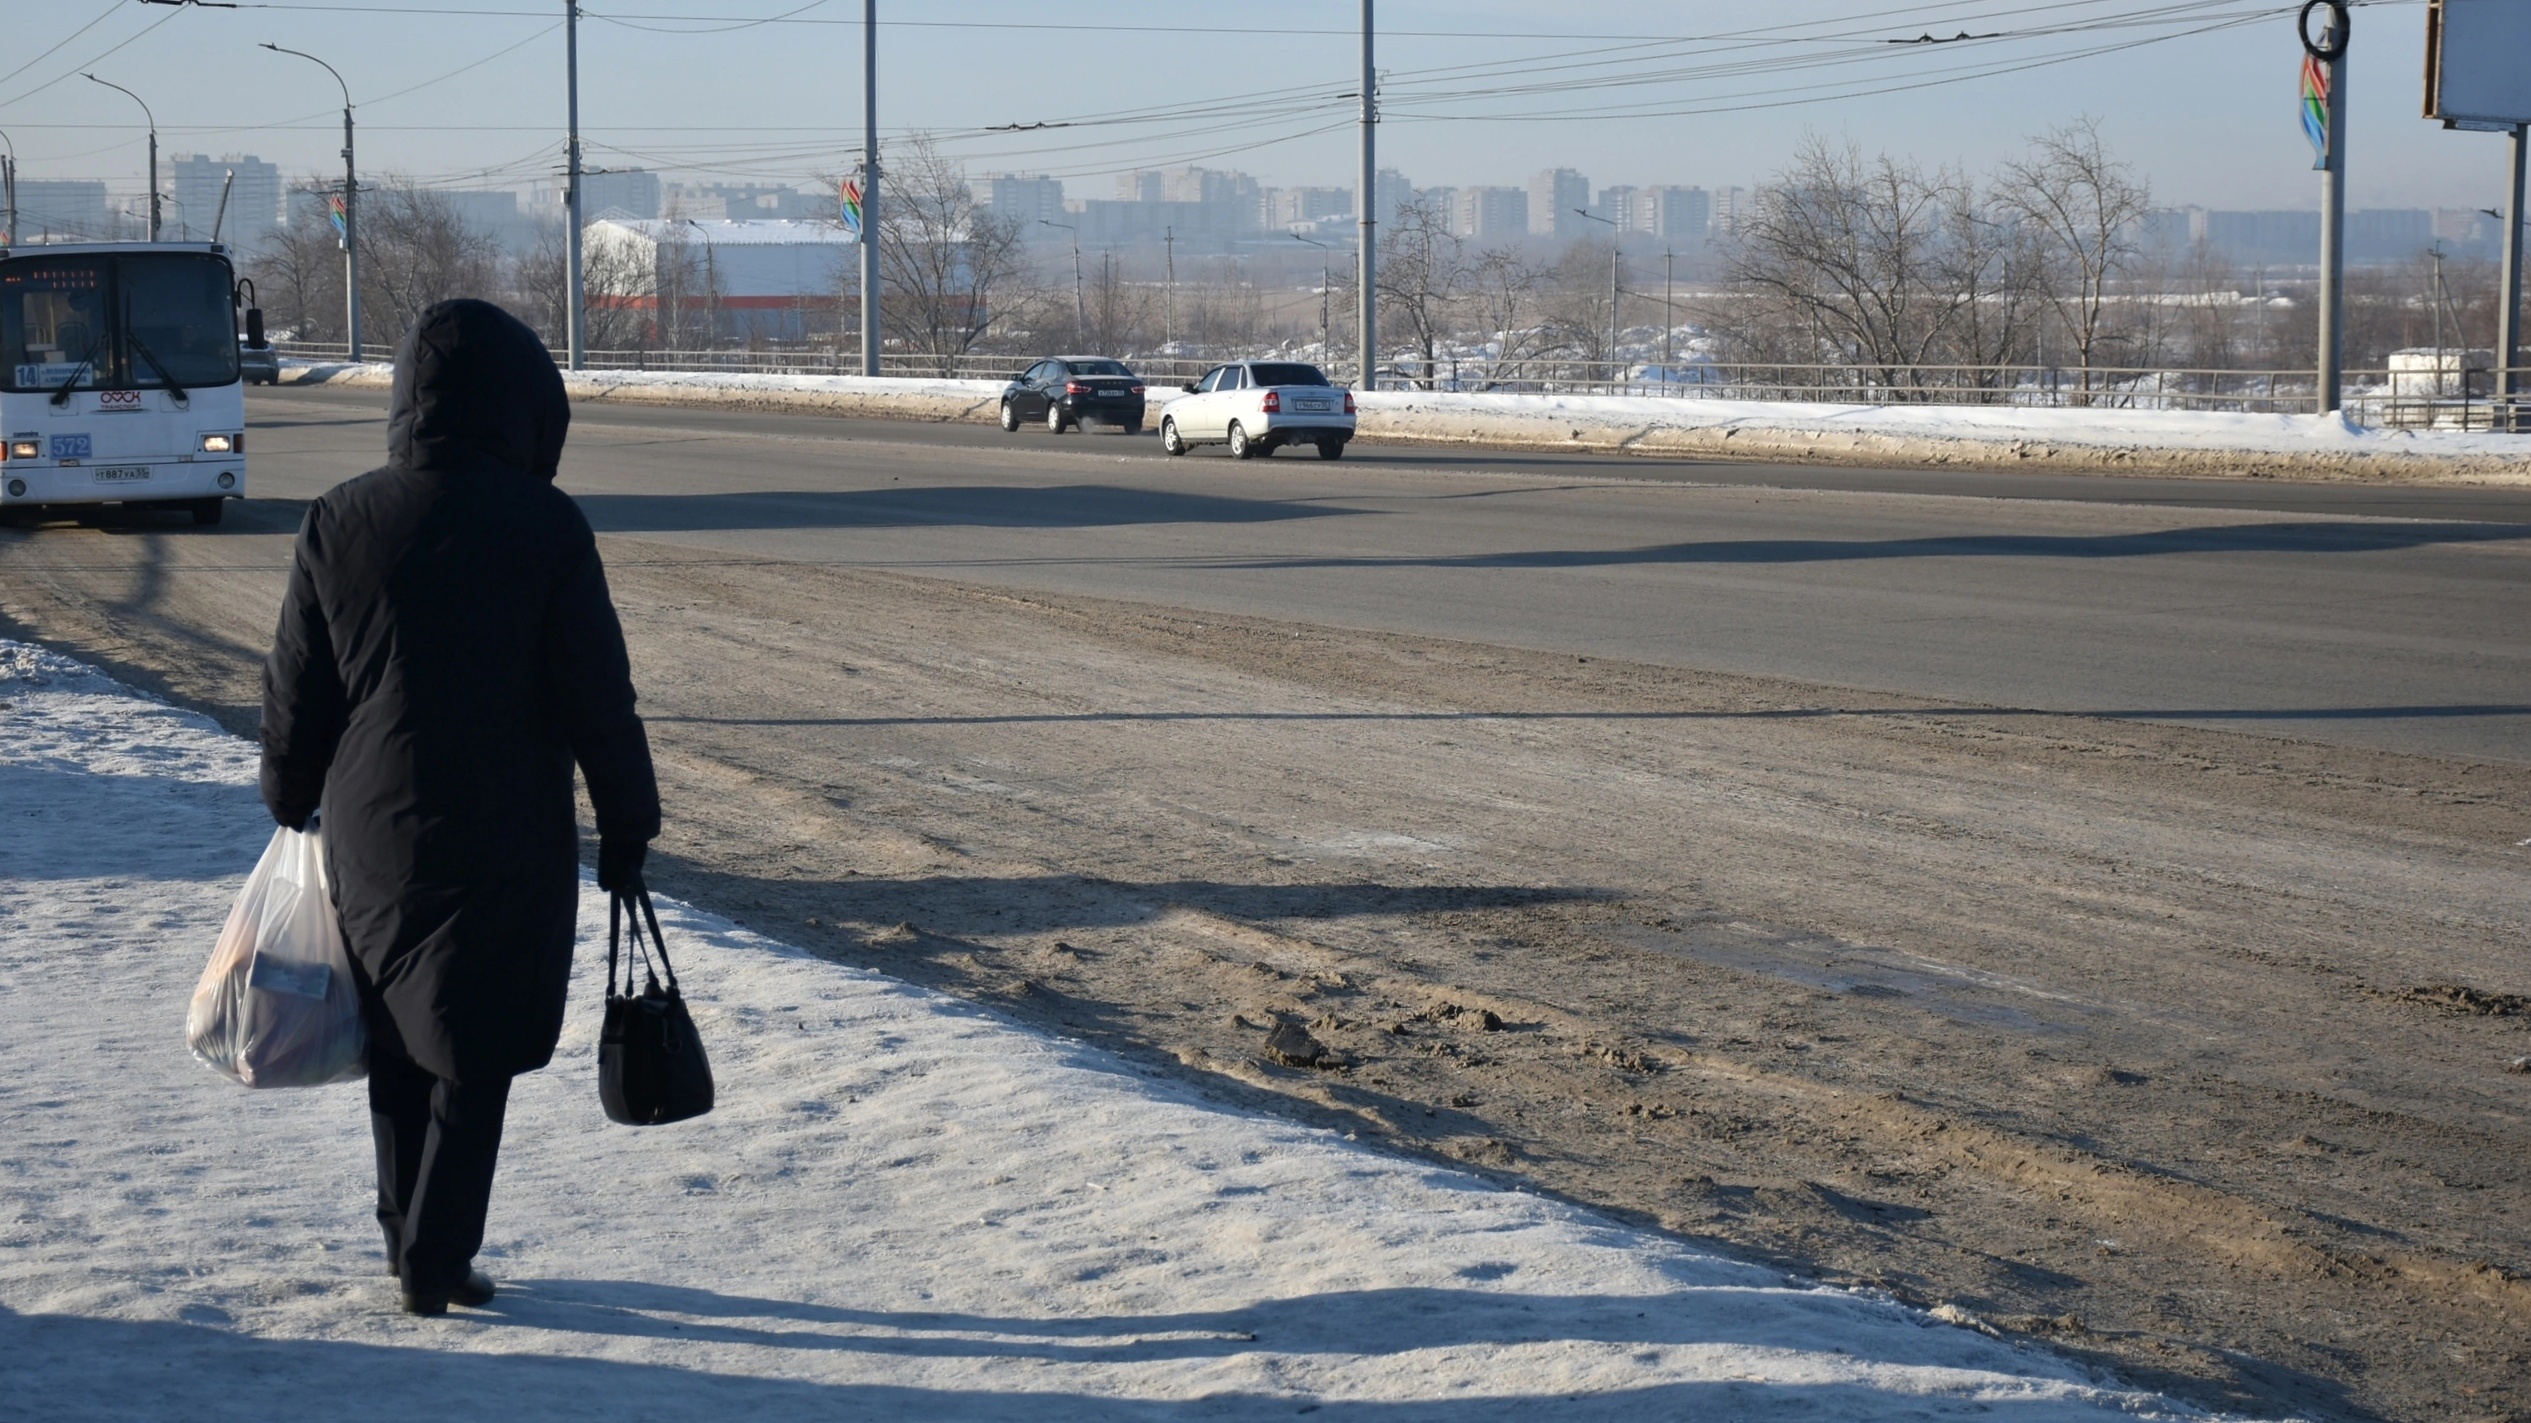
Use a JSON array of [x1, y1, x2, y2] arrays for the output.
[[0, 638, 2263, 1420], [280, 358, 2527, 483]]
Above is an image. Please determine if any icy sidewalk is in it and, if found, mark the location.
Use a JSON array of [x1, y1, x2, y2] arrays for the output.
[[0, 641, 2249, 1421]]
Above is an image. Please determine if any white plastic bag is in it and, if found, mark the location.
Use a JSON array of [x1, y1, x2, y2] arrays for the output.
[[186, 824, 368, 1088]]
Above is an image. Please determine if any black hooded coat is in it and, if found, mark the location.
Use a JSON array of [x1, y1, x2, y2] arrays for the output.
[[260, 299, 659, 1084]]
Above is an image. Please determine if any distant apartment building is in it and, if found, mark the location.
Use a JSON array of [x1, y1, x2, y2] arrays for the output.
[[1070, 198, 1243, 247], [167, 153, 283, 246], [13, 180, 113, 241], [969, 174, 1067, 231], [1529, 168, 1590, 238], [437, 189, 534, 250], [1372, 168, 1415, 227], [581, 168, 662, 221], [1594, 185, 1640, 231], [1271, 186, 1352, 227], [1709, 186, 1749, 239], [1414, 185, 1458, 226], [669, 182, 830, 223], [1452, 186, 1528, 242], [1114, 170, 1165, 203], [1633, 185, 1711, 244]]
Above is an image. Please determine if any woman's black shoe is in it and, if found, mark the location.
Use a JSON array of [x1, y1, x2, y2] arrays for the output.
[[400, 1268, 497, 1316]]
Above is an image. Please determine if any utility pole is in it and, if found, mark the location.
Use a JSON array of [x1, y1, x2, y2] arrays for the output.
[[2500, 124, 2526, 431], [859, 0, 880, 379], [1, 129, 17, 247], [1293, 232, 1331, 361], [262, 45, 361, 357], [563, 1, 586, 369], [1356, 0, 1376, 390], [2301, 2, 2349, 412], [1662, 246, 1674, 396], [1041, 220, 1083, 346], [1163, 225, 1175, 349], [85, 76, 158, 241]]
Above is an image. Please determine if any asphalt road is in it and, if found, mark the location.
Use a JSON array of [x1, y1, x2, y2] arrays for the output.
[[245, 386, 2531, 763]]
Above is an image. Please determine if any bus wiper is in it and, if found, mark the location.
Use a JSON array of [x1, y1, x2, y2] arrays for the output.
[[125, 331, 188, 406], [48, 330, 104, 407]]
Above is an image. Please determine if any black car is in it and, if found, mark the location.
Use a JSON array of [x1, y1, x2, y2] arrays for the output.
[[998, 357, 1146, 434]]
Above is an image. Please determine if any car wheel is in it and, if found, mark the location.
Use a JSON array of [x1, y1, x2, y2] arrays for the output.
[[1119, 419, 1143, 438], [1161, 419, 1186, 456], [189, 498, 225, 527], [1046, 402, 1067, 433], [1316, 440, 1345, 461], [1226, 422, 1252, 460], [999, 399, 1020, 432]]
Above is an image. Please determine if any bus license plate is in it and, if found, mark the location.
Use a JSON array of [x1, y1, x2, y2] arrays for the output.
[[91, 466, 151, 483]]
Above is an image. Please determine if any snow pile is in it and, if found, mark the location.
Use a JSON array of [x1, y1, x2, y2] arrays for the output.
[[0, 639, 2260, 1419], [278, 357, 2527, 482]]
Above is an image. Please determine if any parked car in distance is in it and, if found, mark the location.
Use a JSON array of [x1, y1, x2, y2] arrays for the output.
[[238, 337, 281, 386], [999, 357, 1146, 434], [1159, 360, 1354, 460]]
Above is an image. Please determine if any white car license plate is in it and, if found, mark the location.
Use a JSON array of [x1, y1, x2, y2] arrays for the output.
[[1298, 399, 1331, 412], [91, 466, 151, 483]]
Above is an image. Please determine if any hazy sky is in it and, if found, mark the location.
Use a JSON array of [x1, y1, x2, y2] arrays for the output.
[[1, 0, 2519, 214]]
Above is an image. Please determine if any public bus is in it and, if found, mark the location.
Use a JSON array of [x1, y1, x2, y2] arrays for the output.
[[0, 241, 256, 527]]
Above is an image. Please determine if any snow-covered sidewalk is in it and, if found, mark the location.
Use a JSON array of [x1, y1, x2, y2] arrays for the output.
[[0, 641, 2248, 1421]]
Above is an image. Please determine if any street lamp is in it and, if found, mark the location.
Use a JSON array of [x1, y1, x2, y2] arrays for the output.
[[0, 129, 17, 246], [1574, 208, 1622, 392], [261, 43, 362, 357], [1291, 232, 1333, 364], [84, 75, 159, 241], [1040, 219, 1084, 347]]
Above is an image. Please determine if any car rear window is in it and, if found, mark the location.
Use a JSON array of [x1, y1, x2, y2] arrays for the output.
[[1247, 363, 1330, 387], [1068, 359, 1134, 376]]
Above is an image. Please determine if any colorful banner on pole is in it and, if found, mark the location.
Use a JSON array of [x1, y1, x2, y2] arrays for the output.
[[2298, 52, 2331, 169], [327, 191, 348, 241], [839, 179, 863, 240]]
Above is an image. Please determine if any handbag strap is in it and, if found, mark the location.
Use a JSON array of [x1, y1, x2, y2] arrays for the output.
[[611, 886, 680, 995]]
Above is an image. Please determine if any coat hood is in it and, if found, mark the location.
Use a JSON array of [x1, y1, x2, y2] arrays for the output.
[[385, 299, 570, 480]]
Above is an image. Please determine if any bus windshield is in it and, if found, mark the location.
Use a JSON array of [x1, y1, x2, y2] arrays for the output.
[[1, 251, 238, 394]]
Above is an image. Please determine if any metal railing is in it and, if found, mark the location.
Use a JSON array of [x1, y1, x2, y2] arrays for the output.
[[268, 340, 2529, 432]]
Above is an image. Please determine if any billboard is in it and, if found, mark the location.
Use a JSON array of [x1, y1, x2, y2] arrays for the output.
[[2424, 0, 2531, 130]]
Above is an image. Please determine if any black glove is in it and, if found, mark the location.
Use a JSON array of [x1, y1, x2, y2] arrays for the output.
[[597, 837, 649, 895]]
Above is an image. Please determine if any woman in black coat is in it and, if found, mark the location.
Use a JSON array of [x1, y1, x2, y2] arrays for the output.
[[260, 299, 659, 1315]]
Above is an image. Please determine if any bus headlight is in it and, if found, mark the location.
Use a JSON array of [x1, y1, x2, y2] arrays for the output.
[[6, 440, 37, 461], [5, 479, 26, 498], [200, 433, 237, 454], [217, 472, 236, 489]]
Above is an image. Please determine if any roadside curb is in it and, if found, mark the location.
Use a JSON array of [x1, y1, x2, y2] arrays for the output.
[[276, 360, 2531, 486]]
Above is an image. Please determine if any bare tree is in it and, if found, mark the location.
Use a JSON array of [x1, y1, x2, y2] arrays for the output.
[[1998, 118, 2153, 396], [510, 217, 653, 352], [1725, 137, 1977, 394], [1463, 245, 1550, 388], [1080, 250, 1149, 355], [244, 188, 350, 347], [1376, 198, 1467, 387], [863, 135, 1033, 375], [355, 180, 502, 346]]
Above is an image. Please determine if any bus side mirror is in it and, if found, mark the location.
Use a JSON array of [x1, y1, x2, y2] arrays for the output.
[[245, 308, 267, 349]]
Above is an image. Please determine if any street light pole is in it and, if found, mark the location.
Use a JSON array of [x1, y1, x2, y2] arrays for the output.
[[859, 0, 880, 378], [261, 44, 361, 358], [1576, 207, 1620, 391], [1662, 246, 1674, 396], [2499, 124, 2526, 431], [2301, 2, 2349, 413], [1293, 232, 1332, 361], [1356, 0, 1376, 391], [1041, 220, 1083, 345], [84, 75, 158, 241], [563, 0, 586, 369], [0, 129, 17, 247]]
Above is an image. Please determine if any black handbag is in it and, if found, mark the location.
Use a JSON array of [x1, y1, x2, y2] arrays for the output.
[[599, 886, 715, 1126]]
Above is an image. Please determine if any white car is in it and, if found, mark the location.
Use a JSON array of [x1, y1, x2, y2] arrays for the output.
[[1159, 360, 1355, 460]]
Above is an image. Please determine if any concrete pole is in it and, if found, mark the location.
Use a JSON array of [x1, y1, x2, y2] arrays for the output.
[[343, 102, 362, 357], [2499, 123, 2526, 431], [859, 0, 880, 379], [2312, 4, 2348, 413], [1356, 0, 1376, 390], [564, 1, 586, 369]]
